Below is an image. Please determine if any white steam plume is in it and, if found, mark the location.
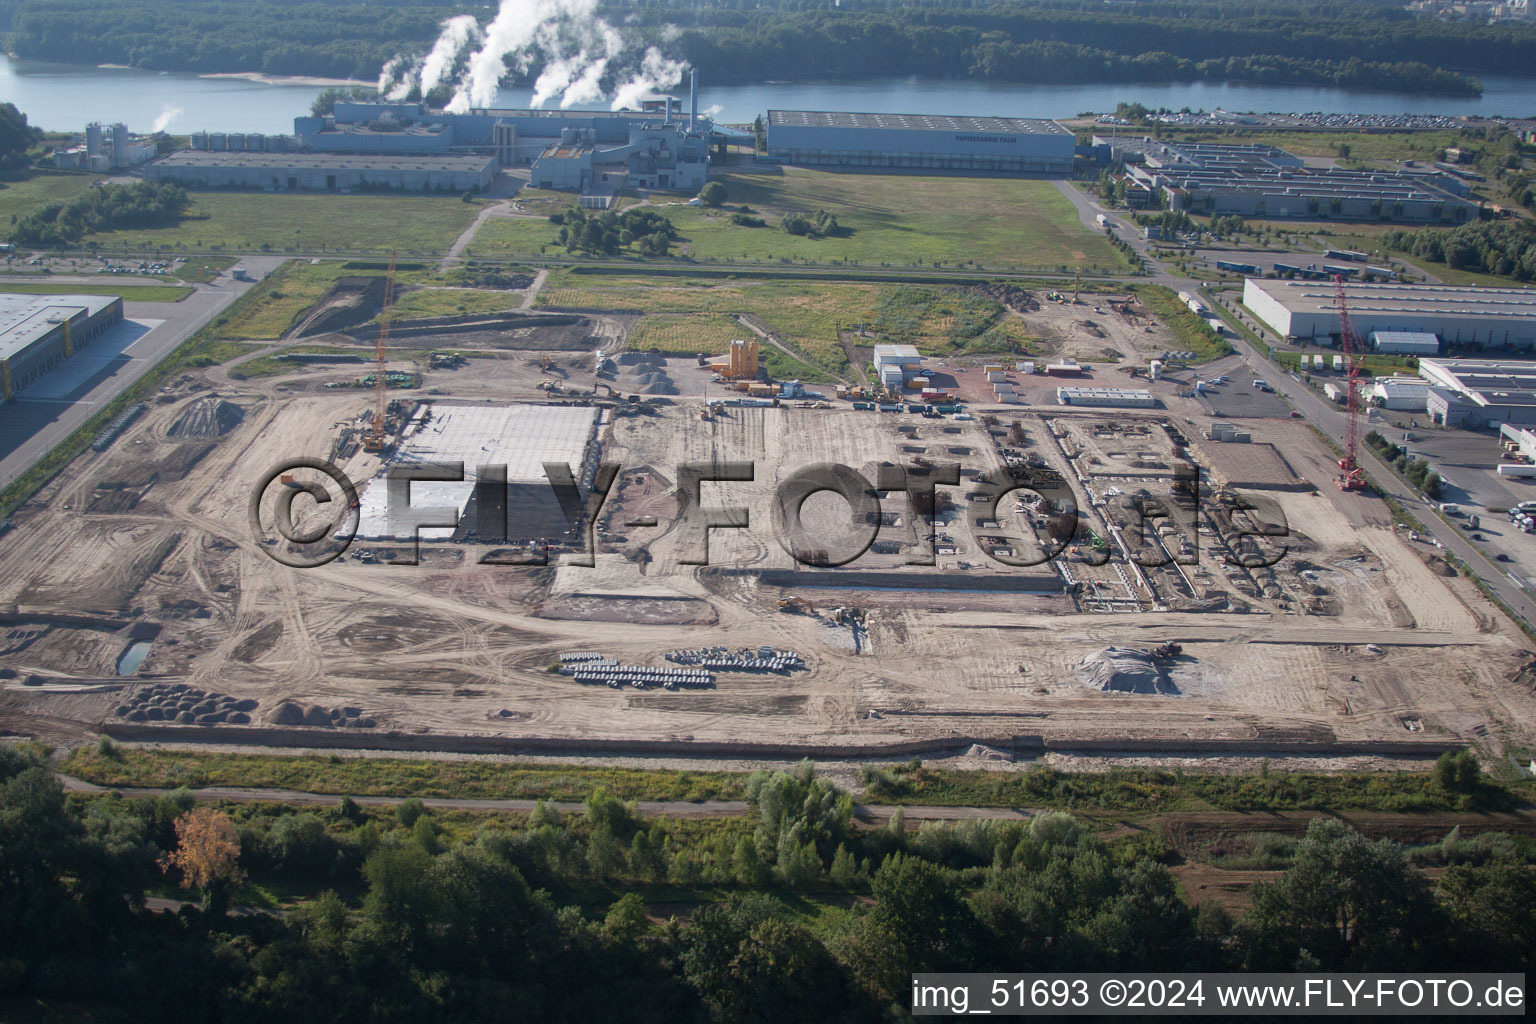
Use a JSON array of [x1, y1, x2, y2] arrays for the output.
[[423, 0, 685, 114], [608, 47, 687, 112], [378, 55, 408, 96], [418, 14, 482, 98], [151, 104, 183, 133]]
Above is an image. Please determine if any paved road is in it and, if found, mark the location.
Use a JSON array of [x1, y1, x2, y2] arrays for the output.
[[1053, 180, 1536, 629], [58, 774, 1033, 821], [0, 255, 286, 494]]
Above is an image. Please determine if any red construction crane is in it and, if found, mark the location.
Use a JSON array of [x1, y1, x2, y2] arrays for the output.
[[362, 253, 397, 454], [1334, 273, 1365, 492]]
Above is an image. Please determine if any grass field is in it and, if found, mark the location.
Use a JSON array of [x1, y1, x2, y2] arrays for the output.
[[860, 762, 1525, 813], [76, 192, 484, 255], [210, 260, 455, 341], [628, 313, 749, 354], [211, 260, 348, 340], [0, 280, 192, 302], [538, 269, 878, 376], [872, 284, 1035, 357], [62, 748, 747, 803], [60, 748, 1532, 816], [473, 168, 1127, 272], [386, 286, 524, 320], [0, 171, 100, 227]]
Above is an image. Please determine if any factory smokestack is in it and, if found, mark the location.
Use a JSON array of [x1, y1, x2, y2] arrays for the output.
[[689, 68, 697, 130]]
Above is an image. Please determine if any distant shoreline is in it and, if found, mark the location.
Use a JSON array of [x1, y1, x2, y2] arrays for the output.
[[199, 71, 367, 88], [87, 65, 366, 88]]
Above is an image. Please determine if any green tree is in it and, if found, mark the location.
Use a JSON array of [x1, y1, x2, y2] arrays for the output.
[[699, 181, 728, 206], [681, 896, 866, 1024], [848, 855, 982, 1001], [1243, 819, 1443, 970], [0, 102, 40, 173]]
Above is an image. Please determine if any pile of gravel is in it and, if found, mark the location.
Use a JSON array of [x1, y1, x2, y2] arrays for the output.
[[266, 700, 375, 729], [115, 683, 257, 725], [1074, 646, 1179, 695]]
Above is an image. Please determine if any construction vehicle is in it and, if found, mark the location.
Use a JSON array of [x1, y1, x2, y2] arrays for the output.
[[593, 382, 617, 398], [1333, 275, 1366, 492], [279, 473, 302, 488], [539, 355, 556, 372], [1150, 642, 1183, 660], [700, 404, 715, 421], [538, 379, 564, 392], [777, 597, 816, 615], [362, 253, 397, 453]]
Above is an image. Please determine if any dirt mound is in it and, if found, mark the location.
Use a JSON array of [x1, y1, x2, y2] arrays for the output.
[[267, 701, 305, 725], [265, 699, 374, 728], [1075, 646, 1179, 694], [972, 282, 1039, 313], [641, 382, 678, 395], [295, 276, 386, 338], [168, 399, 244, 439]]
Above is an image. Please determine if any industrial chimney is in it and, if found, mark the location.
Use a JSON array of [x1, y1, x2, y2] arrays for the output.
[[689, 68, 698, 131]]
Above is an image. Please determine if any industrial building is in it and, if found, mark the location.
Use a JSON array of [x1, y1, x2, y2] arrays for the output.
[[52, 122, 158, 171], [1119, 139, 1477, 223], [1055, 386, 1157, 408], [0, 292, 123, 401], [765, 110, 1075, 174], [353, 404, 599, 542], [1369, 376, 1435, 410], [873, 344, 923, 390], [1416, 358, 1536, 427], [169, 74, 713, 197], [147, 151, 496, 194], [1243, 279, 1536, 348], [1370, 330, 1441, 355]]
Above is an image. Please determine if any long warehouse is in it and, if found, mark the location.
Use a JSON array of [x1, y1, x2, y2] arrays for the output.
[[147, 151, 497, 193], [765, 110, 1075, 174], [0, 292, 123, 401], [1243, 278, 1536, 348]]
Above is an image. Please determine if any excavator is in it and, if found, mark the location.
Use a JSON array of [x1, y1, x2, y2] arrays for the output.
[[777, 597, 815, 615]]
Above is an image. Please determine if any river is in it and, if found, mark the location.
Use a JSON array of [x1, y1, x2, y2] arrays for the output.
[[4, 52, 1535, 136]]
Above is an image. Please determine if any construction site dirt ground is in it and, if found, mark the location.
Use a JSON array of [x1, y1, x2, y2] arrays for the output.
[[4, 347, 1536, 767]]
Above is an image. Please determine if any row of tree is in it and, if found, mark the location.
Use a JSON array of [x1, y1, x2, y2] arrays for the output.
[[3, 745, 1533, 1021], [1383, 220, 1536, 283], [1364, 430, 1444, 499], [7, 0, 1531, 92], [8, 180, 191, 246]]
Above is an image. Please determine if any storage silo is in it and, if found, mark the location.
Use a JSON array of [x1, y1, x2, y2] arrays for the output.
[[110, 123, 129, 168]]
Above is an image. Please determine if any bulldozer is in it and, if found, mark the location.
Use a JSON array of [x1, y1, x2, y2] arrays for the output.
[[777, 597, 815, 615], [1150, 642, 1183, 660]]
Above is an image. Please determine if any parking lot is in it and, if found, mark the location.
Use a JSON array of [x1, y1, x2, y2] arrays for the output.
[[1198, 376, 1295, 419]]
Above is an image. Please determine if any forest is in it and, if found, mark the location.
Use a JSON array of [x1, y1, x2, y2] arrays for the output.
[[3, 745, 1534, 1021], [8, 180, 191, 246], [1383, 219, 1536, 281], [3, 0, 1533, 95]]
